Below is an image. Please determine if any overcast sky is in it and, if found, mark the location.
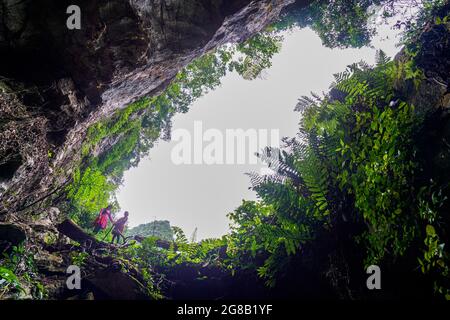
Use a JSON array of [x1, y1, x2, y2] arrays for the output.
[[117, 21, 403, 240]]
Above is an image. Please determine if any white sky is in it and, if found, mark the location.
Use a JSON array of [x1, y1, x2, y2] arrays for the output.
[[117, 22, 403, 240]]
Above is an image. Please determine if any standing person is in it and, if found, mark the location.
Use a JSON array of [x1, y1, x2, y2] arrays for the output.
[[93, 205, 114, 234], [111, 211, 129, 244]]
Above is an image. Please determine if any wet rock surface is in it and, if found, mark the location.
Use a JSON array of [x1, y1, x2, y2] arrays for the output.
[[84, 267, 150, 300]]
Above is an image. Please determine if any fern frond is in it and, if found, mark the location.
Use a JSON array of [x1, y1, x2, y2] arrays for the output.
[[375, 50, 390, 67]]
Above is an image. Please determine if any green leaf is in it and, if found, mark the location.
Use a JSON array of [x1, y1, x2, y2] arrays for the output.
[[426, 225, 436, 236]]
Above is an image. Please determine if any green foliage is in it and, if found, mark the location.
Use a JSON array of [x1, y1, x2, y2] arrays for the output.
[[227, 49, 449, 297], [59, 5, 450, 298], [110, 239, 165, 299], [66, 167, 113, 216], [69, 251, 89, 267], [310, 0, 379, 48], [164, 227, 227, 266], [277, 0, 385, 48], [119, 230, 228, 298], [227, 197, 315, 286], [126, 220, 174, 241], [0, 266, 21, 293], [124, 227, 226, 269], [278, 0, 446, 49], [229, 32, 282, 80], [0, 245, 46, 299], [125, 237, 170, 271], [417, 185, 450, 298], [336, 95, 418, 263], [317, 54, 423, 263], [399, 0, 449, 49], [66, 30, 283, 225]]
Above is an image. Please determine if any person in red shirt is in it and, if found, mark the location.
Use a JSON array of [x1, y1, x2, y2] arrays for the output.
[[93, 205, 114, 233], [111, 211, 129, 244]]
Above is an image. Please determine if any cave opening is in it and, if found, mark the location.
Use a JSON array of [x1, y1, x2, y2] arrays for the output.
[[117, 20, 404, 240], [0, 153, 23, 182], [1, 0, 449, 302]]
